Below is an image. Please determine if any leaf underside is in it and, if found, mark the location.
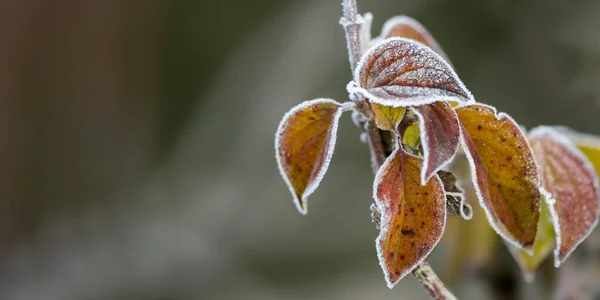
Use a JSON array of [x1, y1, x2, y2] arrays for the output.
[[412, 102, 460, 184], [529, 127, 600, 265], [355, 38, 473, 107], [275, 99, 343, 214], [456, 104, 541, 250], [373, 148, 446, 287]]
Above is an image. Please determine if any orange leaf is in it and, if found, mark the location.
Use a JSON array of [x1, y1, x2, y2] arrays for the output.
[[412, 102, 460, 184], [372, 16, 450, 62], [455, 104, 542, 251], [275, 99, 348, 214], [373, 147, 446, 287], [352, 38, 473, 107], [529, 126, 600, 266]]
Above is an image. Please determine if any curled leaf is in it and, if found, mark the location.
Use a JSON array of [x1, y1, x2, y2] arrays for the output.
[[438, 170, 472, 220], [372, 16, 450, 62], [412, 102, 461, 184], [371, 103, 406, 132], [529, 126, 600, 266], [508, 201, 555, 282], [373, 147, 446, 287], [456, 104, 542, 251], [352, 38, 473, 107], [275, 99, 348, 214]]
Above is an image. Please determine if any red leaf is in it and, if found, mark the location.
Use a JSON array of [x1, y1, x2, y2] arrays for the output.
[[373, 147, 446, 287], [352, 38, 473, 107], [275, 99, 348, 214], [455, 104, 542, 251], [412, 102, 460, 184], [529, 126, 600, 266], [372, 16, 450, 63]]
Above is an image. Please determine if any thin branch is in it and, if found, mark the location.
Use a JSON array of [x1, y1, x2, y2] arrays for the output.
[[340, 1, 457, 299], [412, 262, 458, 300], [340, 0, 363, 73]]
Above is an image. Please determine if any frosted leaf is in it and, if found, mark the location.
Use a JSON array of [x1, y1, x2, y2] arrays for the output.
[[455, 103, 542, 251], [529, 126, 600, 266], [373, 147, 446, 288], [370, 16, 451, 64], [275, 99, 350, 214], [412, 102, 461, 184], [552, 126, 600, 177], [353, 38, 474, 107]]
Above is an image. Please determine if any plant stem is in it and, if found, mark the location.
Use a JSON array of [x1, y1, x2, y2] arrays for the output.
[[340, 0, 363, 73], [411, 261, 458, 300], [340, 1, 457, 299]]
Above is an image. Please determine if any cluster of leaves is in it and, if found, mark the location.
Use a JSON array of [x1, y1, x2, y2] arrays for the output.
[[275, 14, 600, 288]]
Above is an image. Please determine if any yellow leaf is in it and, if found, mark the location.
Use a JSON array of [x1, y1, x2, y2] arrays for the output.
[[371, 103, 405, 131], [455, 104, 542, 251]]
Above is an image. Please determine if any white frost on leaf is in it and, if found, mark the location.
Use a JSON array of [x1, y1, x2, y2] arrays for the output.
[[529, 126, 600, 267], [412, 103, 461, 185], [275, 98, 349, 215], [354, 37, 474, 108], [456, 103, 544, 253], [372, 148, 446, 288]]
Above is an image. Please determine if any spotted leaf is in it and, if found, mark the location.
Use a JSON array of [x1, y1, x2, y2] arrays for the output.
[[456, 104, 542, 251], [275, 99, 348, 214], [352, 38, 473, 108], [372, 16, 450, 63], [529, 126, 600, 266], [508, 200, 555, 281], [373, 147, 446, 288], [412, 102, 461, 184]]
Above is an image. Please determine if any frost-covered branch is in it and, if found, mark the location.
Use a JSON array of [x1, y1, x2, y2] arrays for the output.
[[341, 1, 457, 299], [340, 0, 364, 72]]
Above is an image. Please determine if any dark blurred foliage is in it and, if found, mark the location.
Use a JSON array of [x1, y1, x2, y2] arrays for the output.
[[0, 0, 599, 299]]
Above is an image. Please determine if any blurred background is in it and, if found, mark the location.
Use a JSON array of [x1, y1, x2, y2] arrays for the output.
[[1, 0, 600, 299]]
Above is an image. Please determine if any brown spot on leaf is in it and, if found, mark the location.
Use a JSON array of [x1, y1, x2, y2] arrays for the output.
[[373, 149, 446, 284], [455, 104, 541, 249], [401, 229, 416, 236]]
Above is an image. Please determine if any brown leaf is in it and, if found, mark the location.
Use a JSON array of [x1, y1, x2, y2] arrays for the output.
[[412, 102, 460, 184], [553, 126, 600, 176], [529, 126, 600, 266], [275, 99, 348, 214], [372, 16, 450, 62], [352, 38, 473, 107], [373, 147, 446, 287], [455, 104, 542, 251]]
